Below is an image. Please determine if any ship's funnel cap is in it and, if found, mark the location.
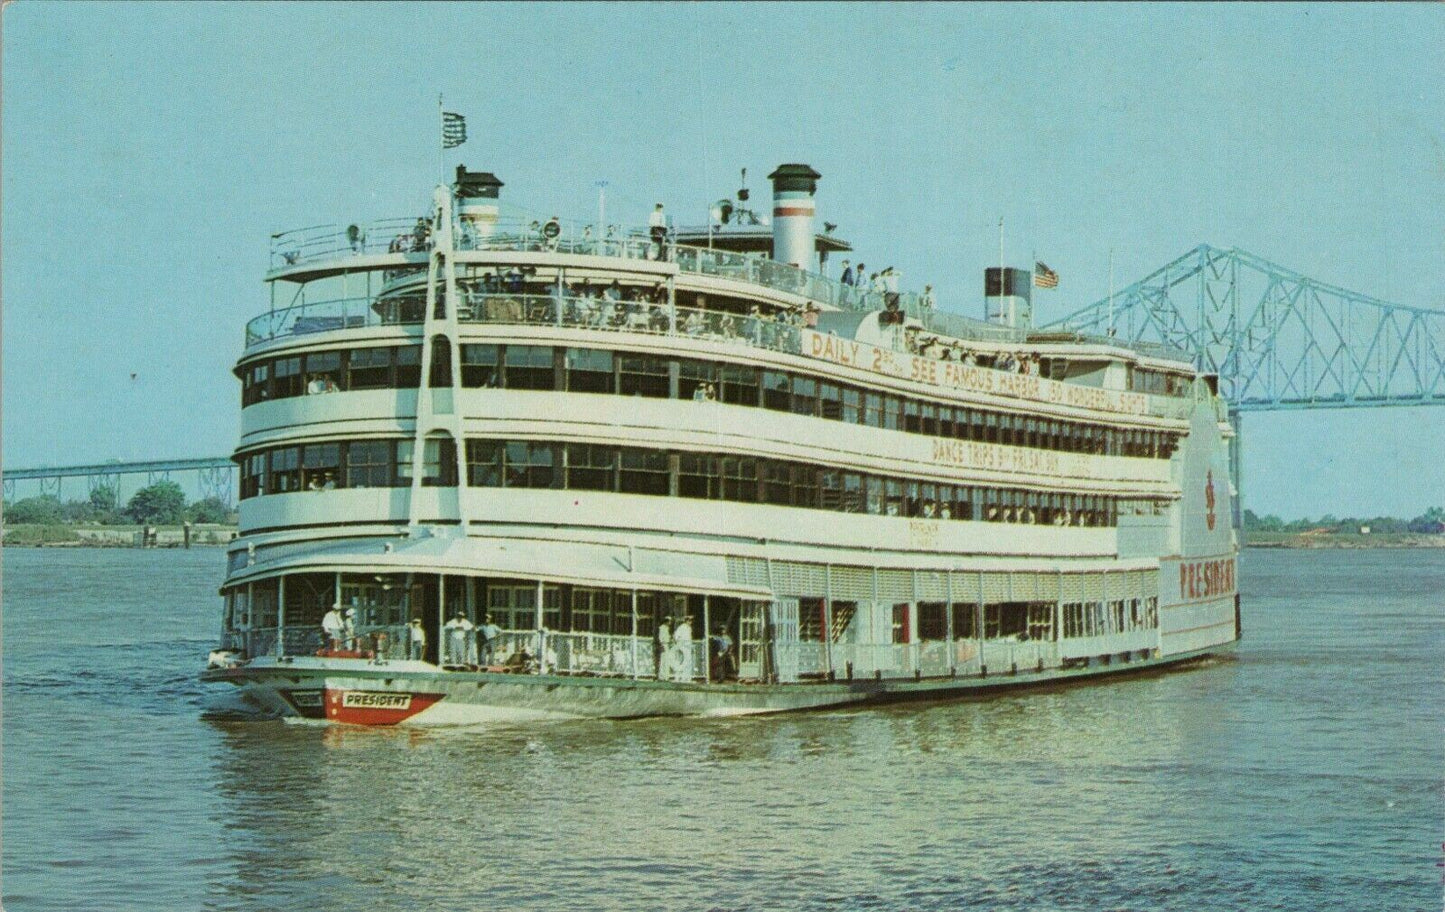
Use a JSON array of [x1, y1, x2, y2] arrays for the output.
[[454, 165, 503, 199], [768, 163, 821, 195]]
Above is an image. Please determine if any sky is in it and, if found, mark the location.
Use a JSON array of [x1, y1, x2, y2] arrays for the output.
[[2, 2, 1442, 518]]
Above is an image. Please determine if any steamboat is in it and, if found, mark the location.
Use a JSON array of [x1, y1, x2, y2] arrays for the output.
[[202, 162, 1240, 725]]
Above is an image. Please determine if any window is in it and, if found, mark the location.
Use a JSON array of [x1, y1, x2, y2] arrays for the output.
[[864, 476, 883, 515], [953, 603, 979, 639], [678, 359, 717, 401], [460, 344, 499, 388], [566, 444, 615, 491], [565, 348, 612, 393], [394, 345, 422, 387], [422, 436, 457, 486], [306, 351, 343, 392], [466, 440, 503, 487], [842, 472, 865, 513], [241, 452, 266, 498], [884, 479, 906, 516], [883, 396, 902, 430], [348, 347, 392, 390], [269, 446, 300, 492], [819, 470, 844, 511], [504, 442, 554, 488], [891, 604, 910, 644], [429, 338, 452, 387], [346, 440, 395, 488], [273, 357, 303, 398], [570, 588, 613, 633], [678, 454, 719, 499], [507, 345, 555, 390], [619, 355, 670, 398], [619, 449, 669, 495], [791, 376, 818, 416], [762, 371, 791, 411], [719, 365, 759, 406], [918, 602, 947, 640], [721, 458, 758, 503], [793, 464, 819, 507], [903, 399, 921, 433], [302, 443, 340, 489], [243, 362, 270, 406], [841, 387, 861, 424], [921, 403, 938, 436], [863, 392, 883, 428], [817, 382, 842, 420], [763, 462, 793, 505]]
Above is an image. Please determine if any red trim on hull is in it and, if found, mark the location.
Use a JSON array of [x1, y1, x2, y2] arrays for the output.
[[323, 687, 444, 725]]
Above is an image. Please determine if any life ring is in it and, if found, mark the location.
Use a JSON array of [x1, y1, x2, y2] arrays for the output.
[[543, 218, 561, 240]]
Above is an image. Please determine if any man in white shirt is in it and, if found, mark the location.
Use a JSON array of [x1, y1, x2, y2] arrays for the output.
[[443, 612, 476, 666], [479, 614, 502, 665], [321, 606, 345, 651], [649, 203, 668, 261], [407, 618, 427, 661], [671, 615, 693, 681]]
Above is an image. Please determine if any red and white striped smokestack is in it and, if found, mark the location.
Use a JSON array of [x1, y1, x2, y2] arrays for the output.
[[768, 164, 821, 269]]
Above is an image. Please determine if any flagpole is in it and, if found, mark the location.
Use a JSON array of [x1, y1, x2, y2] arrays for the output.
[[1108, 247, 1116, 338], [997, 216, 1006, 326], [438, 94, 445, 187]]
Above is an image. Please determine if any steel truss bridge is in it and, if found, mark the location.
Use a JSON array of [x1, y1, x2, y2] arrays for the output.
[[5, 246, 1441, 524], [1045, 244, 1445, 525], [3, 457, 235, 508]]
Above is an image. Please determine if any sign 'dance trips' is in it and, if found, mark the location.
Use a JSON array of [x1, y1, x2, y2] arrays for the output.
[[803, 330, 1151, 417]]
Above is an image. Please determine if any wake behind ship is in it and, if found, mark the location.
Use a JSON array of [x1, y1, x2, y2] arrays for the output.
[[202, 162, 1240, 725]]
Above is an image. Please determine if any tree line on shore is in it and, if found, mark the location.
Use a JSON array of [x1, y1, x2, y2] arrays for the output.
[[1243, 507, 1445, 535], [2, 481, 236, 527]]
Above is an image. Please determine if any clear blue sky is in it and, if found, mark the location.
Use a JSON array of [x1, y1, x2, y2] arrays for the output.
[[3, 2, 1441, 518]]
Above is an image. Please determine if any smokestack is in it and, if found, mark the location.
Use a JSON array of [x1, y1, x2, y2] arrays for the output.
[[768, 163, 821, 269], [985, 267, 1033, 329], [454, 165, 504, 239]]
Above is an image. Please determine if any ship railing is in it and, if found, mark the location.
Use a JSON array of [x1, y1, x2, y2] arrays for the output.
[[271, 218, 425, 270]]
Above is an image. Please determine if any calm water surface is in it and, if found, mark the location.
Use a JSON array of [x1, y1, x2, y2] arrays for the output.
[[3, 547, 1441, 911]]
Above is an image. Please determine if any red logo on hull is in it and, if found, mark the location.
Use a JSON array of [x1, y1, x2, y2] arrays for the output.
[[323, 688, 443, 725]]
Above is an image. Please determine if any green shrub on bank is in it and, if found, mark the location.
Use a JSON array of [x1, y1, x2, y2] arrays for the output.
[[3, 524, 81, 545]]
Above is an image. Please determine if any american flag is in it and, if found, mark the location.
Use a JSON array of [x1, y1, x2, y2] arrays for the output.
[[1033, 261, 1059, 289], [442, 112, 467, 149]]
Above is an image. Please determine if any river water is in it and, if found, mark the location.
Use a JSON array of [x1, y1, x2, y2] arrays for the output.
[[2, 547, 1440, 911]]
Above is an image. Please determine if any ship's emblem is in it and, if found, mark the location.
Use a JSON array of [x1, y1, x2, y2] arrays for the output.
[[1205, 471, 1217, 531]]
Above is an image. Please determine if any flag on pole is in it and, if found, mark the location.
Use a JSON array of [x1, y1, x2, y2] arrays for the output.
[[1033, 261, 1059, 289], [442, 111, 467, 149]]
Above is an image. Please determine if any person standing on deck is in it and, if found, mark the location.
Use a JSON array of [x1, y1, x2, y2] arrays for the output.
[[444, 612, 476, 666], [839, 260, 854, 286], [407, 618, 427, 661], [321, 606, 345, 651], [342, 608, 357, 651], [479, 614, 502, 666], [649, 203, 667, 261], [656, 616, 673, 679], [672, 614, 694, 681]]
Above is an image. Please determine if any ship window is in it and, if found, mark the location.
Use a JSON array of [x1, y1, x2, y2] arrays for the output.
[[269, 446, 301, 493], [348, 347, 392, 390], [984, 411, 999, 444], [302, 443, 340, 490], [903, 399, 921, 433], [570, 588, 612, 633], [917, 483, 937, 518], [428, 338, 452, 388], [762, 371, 791, 412], [466, 440, 503, 487], [841, 387, 861, 424], [273, 357, 303, 399], [619, 449, 669, 495], [884, 479, 905, 516], [619, 355, 670, 399], [566, 444, 615, 491], [792, 377, 818, 417], [793, 464, 819, 507], [678, 359, 717, 401], [243, 362, 270, 406], [306, 351, 343, 392], [460, 344, 500, 388], [937, 406, 955, 438], [565, 347, 612, 393], [890, 604, 909, 644], [952, 603, 978, 640], [719, 365, 758, 406], [721, 458, 758, 503], [394, 345, 422, 387], [862, 476, 882, 515], [504, 442, 554, 488], [920, 403, 938, 436], [505, 345, 556, 391], [819, 470, 844, 511], [240, 452, 265, 498], [863, 392, 883, 427], [842, 473, 865, 513], [763, 462, 794, 506], [346, 440, 394, 488], [678, 454, 719, 499], [422, 436, 458, 487], [918, 602, 947, 641], [883, 396, 902, 431]]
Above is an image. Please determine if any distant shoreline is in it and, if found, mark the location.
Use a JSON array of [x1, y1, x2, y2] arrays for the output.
[[1245, 532, 1445, 550], [1, 523, 238, 548]]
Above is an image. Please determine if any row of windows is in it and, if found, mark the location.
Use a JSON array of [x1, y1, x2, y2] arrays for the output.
[[238, 436, 1153, 527], [1062, 598, 1159, 637], [240, 342, 1180, 459]]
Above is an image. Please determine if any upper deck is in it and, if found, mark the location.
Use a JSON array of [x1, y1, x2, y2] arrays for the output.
[[261, 216, 1194, 366]]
